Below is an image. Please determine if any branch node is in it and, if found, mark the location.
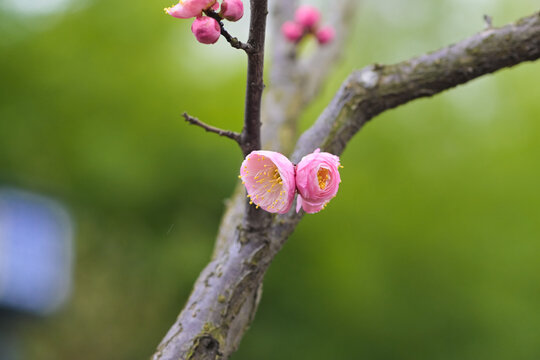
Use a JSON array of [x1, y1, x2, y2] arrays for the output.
[[358, 66, 380, 89]]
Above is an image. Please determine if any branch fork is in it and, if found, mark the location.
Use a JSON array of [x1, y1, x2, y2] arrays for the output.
[[204, 9, 253, 52]]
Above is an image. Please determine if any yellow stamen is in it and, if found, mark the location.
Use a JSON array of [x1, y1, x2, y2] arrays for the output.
[[317, 168, 330, 190]]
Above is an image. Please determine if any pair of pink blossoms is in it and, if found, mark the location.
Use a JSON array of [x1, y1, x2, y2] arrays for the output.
[[165, 0, 243, 44], [282, 5, 335, 45], [240, 149, 342, 214]]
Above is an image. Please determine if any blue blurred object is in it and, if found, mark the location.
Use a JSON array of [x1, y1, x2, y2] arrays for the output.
[[0, 188, 74, 315]]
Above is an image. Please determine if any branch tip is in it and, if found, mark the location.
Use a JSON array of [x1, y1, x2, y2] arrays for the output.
[[182, 112, 241, 144], [484, 14, 493, 29]]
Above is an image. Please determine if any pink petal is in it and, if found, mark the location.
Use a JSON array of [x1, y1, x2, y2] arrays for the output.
[[240, 151, 296, 214], [295, 148, 342, 213], [165, 0, 217, 19], [300, 198, 327, 214]]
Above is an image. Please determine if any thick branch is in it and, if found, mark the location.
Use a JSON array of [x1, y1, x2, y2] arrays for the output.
[[183, 113, 241, 143], [204, 10, 253, 52], [292, 11, 540, 161], [153, 11, 539, 360]]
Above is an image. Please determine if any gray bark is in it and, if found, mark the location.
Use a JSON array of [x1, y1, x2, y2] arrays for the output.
[[153, 10, 540, 360]]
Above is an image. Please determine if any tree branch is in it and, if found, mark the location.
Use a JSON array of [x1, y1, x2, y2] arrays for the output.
[[183, 112, 241, 143], [153, 11, 539, 360], [292, 11, 540, 161], [239, 0, 268, 156], [204, 10, 253, 52]]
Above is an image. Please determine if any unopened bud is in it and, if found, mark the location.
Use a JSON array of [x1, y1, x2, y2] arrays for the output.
[[281, 21, 304, 42], [219, 0, 244, 22], [315, 26, 335, 45], [191, 16, 221, 44], [294, 5, 320, 29]]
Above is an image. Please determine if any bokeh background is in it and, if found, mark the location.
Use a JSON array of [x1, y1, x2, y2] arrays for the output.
[[1, 0, 539, 358]]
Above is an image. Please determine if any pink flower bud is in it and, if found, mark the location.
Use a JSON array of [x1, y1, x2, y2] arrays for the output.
[[240, 151, 296, 214], [315, 25, 335, 45], [294, 5, 320, 29], [295, 149, 341, 214], [281, 21, 304, 42], [191, 16, 221, 44], [164, 0, 217, 19], [219, 0, 244, 22]]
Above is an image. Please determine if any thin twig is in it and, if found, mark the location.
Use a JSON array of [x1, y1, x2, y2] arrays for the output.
[[204, 10, 253, 53], [484, 14, 493, 29], [182, 112, 241, 143]]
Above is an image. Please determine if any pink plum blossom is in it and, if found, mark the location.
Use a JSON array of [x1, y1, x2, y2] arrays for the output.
[[165, 0, 217, 19], [315, 26, 335, 45], [295, 149, 342, 214], [282, 5, 335, 45], [240, 151, 296, 214], [294, 5, 320, 29], [219, 0, 244, 22], [191, 16, 221, 44], [281, 21, 304, 42]]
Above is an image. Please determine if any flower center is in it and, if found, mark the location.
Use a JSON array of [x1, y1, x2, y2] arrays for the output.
[[255, 166, 283, 191], [317, 167, 330, 190]]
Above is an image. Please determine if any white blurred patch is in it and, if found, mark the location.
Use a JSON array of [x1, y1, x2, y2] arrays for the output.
[[0, 0, 72, 15]]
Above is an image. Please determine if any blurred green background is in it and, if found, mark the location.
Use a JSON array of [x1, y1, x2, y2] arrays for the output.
[[1, 0, 539, 358]]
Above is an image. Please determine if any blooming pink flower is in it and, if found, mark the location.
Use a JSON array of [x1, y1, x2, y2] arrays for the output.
[[165, 0, 217, 19], [281, 21, 304, 42], [240, 151, 296, 214], [315, 25, 335, 45], [191, 16, 221, 44], [295, 149, 341, 214], [294, 5, 320, 29], [219, 0, 244, 22]]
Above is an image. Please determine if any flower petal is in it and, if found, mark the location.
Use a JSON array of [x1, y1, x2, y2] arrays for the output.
[[240, 151, 296, 214]]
